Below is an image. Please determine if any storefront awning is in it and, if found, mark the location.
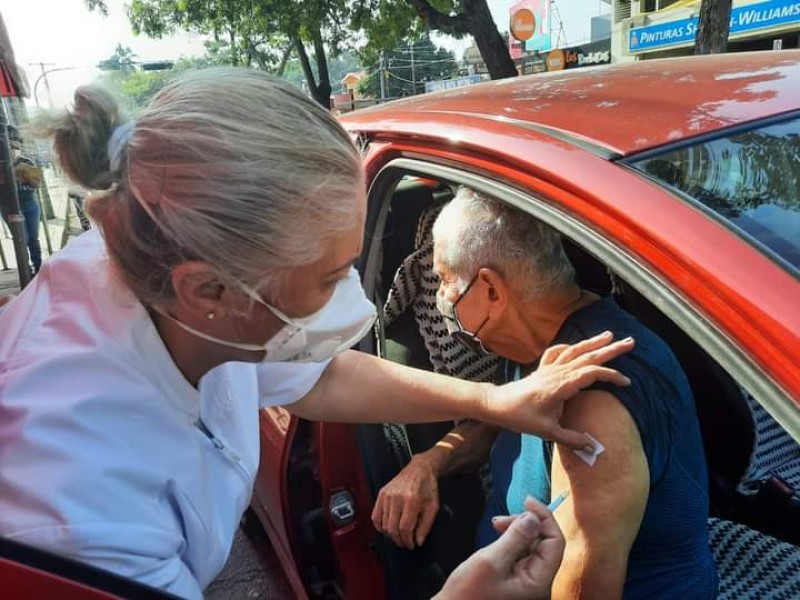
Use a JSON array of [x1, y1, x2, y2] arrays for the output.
[[0, 11, 28, 98]]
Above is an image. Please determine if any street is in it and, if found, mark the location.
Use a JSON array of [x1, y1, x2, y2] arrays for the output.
[[206, 518, 295, 600]]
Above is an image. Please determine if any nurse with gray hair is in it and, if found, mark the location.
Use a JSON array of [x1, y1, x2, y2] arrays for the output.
[[0, 68, 632, 599]]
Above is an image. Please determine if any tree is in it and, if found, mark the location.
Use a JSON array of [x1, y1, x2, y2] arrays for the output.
[[359, 35, 455, 99], [95, 46, 231, 115], [98, 69, 172, 115], [275, 0, 354, 107], [695, 0, 732, 54], [125, 0, 281, 69], [85, 0, 109, 15], [354, 0, 516, 80], [86, 0, 354, 108], [97, 44, 138, 73]]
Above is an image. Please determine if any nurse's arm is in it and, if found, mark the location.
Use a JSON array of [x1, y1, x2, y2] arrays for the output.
[[549, 390, 649, 600], [286, 332, 634, 448]]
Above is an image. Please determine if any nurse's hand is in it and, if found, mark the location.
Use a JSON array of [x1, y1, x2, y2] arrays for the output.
[[435, 497, 565, 600], [481, 331, 634, 451]]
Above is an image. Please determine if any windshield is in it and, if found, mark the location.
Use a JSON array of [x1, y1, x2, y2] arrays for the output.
[[632, 116, 800, 273]]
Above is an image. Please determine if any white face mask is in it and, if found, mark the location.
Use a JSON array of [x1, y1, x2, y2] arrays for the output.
[[157, 267, 377, 363]]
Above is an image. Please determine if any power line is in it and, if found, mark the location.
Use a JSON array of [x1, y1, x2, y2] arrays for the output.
[[388, 57, 455, 65]]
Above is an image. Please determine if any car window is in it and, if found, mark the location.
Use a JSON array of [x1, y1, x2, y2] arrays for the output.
[[631, 116, 800, 272]]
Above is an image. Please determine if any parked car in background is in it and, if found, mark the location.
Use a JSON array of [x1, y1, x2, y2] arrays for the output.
[[251, 50, 800, 600]]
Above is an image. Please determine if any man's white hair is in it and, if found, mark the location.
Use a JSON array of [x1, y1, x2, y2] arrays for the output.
[[432, 188, 575, 299]]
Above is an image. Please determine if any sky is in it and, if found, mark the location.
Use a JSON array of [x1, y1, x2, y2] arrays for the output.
[[1, 0, 610, 108]]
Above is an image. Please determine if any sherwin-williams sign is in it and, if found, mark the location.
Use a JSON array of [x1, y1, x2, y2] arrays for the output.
[[629, 0, 800, 53]]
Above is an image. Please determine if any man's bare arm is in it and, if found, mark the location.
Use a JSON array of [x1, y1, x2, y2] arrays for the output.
[[372, 420, 499, 549], [418, 420, 500, 476], [550, 390, 649, 600]]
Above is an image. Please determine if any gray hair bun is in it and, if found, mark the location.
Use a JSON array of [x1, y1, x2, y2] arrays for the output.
[[31, 85, 126, 190]]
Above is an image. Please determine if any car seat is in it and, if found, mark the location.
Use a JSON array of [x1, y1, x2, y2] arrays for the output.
[[731, 392, 800, 545], [709, 517, 800, 599], [612, 276, 800, 546], [611, 277, 755, 515], [375, 195, 501, 598]]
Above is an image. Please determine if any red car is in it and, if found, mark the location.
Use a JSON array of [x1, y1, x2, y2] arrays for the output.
[[5, 51, 800, 599], [251, 50, 800, 600]]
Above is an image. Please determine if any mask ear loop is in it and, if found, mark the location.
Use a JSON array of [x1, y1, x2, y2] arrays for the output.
[[124, 133, 171, 228]]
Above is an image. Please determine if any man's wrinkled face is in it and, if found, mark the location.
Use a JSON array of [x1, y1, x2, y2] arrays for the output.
[[433, 239, 491, 354]]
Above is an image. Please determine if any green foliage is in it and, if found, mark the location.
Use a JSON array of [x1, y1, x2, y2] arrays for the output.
[[98, 70, 171, 115], [353, 0, 464, 63], [88, 0, 358, 105], [97, 44, 139, 73], [358, 33, 455, 99], [355, 1, 516, 80], [278, 50, 361, 92], [126, 0, 280, 68], [95, 51, 224, 115], [85, 0, 109, 16]]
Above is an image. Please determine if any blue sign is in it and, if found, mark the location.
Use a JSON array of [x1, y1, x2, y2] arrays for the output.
[[629, 0, 800, 53], [425, 74, 483, 94]]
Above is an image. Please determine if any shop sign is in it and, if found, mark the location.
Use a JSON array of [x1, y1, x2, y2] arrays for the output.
[[546, 42, 611, 71], [629, 0, 800, 53], [546, 49, 566, 71], [511, 8, 537, 42], [570, 49, 611, 67], [510, 0, 553, 53], [425, 74, 482, 93]]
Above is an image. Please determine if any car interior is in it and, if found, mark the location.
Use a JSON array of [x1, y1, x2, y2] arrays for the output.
[[353, 173, 800, 600]]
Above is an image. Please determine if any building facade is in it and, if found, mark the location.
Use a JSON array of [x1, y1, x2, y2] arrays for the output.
[[612, 0, 800, 62]]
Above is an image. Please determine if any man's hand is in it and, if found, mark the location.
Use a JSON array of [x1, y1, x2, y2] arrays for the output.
[[481, 332, 634, 451], [372, 454, 440, 549], [435, 497, 565, 600]]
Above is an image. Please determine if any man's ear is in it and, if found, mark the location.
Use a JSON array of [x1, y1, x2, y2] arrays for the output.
[[478, 267, 509, 316], [170, 261, 231, 320]]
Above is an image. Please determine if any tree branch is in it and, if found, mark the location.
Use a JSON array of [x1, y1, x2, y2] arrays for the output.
[[404, 0, 470, 36], [294, 36, 318, 95], [276, 42, 293, 77], [312, 28, 331, 96]]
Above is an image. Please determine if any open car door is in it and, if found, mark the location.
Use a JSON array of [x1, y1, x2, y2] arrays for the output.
[[1, 537, 179, 600]]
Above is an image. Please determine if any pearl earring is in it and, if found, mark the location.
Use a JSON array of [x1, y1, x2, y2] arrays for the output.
[[206, 312, 216, 320]]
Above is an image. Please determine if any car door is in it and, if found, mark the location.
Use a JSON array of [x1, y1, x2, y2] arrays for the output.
[[2, 537, 179, 600], [253, 408, 385, 600], [354, 136, 800, 598]]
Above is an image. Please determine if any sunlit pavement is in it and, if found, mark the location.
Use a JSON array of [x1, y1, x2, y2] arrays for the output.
[[206, 521, 294, 600]]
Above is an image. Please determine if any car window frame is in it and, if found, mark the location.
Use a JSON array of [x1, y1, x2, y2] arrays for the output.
[[360, 156, 800, 444], [619, 110, 800, 280]]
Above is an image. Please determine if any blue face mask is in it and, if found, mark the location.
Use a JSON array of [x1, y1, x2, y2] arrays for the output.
[[435, 274, 490, 356]]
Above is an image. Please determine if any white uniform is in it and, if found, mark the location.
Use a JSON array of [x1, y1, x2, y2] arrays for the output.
[[0, 230, 330, 598]]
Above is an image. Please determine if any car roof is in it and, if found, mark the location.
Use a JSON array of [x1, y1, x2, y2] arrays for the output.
[[342, 50, 800, 156]]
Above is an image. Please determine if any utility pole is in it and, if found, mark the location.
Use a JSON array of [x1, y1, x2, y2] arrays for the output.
[[37, 62, 55, 107], [410, 41, 416, 95], [379, 52, 386, 101], [0, 112, 32, 289]]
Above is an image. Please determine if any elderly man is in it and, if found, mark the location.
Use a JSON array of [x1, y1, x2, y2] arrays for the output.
[[372, 188, 718, 599]]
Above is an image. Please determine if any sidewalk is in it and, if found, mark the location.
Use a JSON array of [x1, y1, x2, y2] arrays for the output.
[[0, 267, 20, 296], [1, 167, 80, 296]]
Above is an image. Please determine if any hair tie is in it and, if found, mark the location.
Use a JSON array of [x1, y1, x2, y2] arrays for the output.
[[108, 121, 135, 172]]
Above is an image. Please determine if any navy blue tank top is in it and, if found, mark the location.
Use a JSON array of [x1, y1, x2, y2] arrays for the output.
[[476, 296, 718, 599]]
